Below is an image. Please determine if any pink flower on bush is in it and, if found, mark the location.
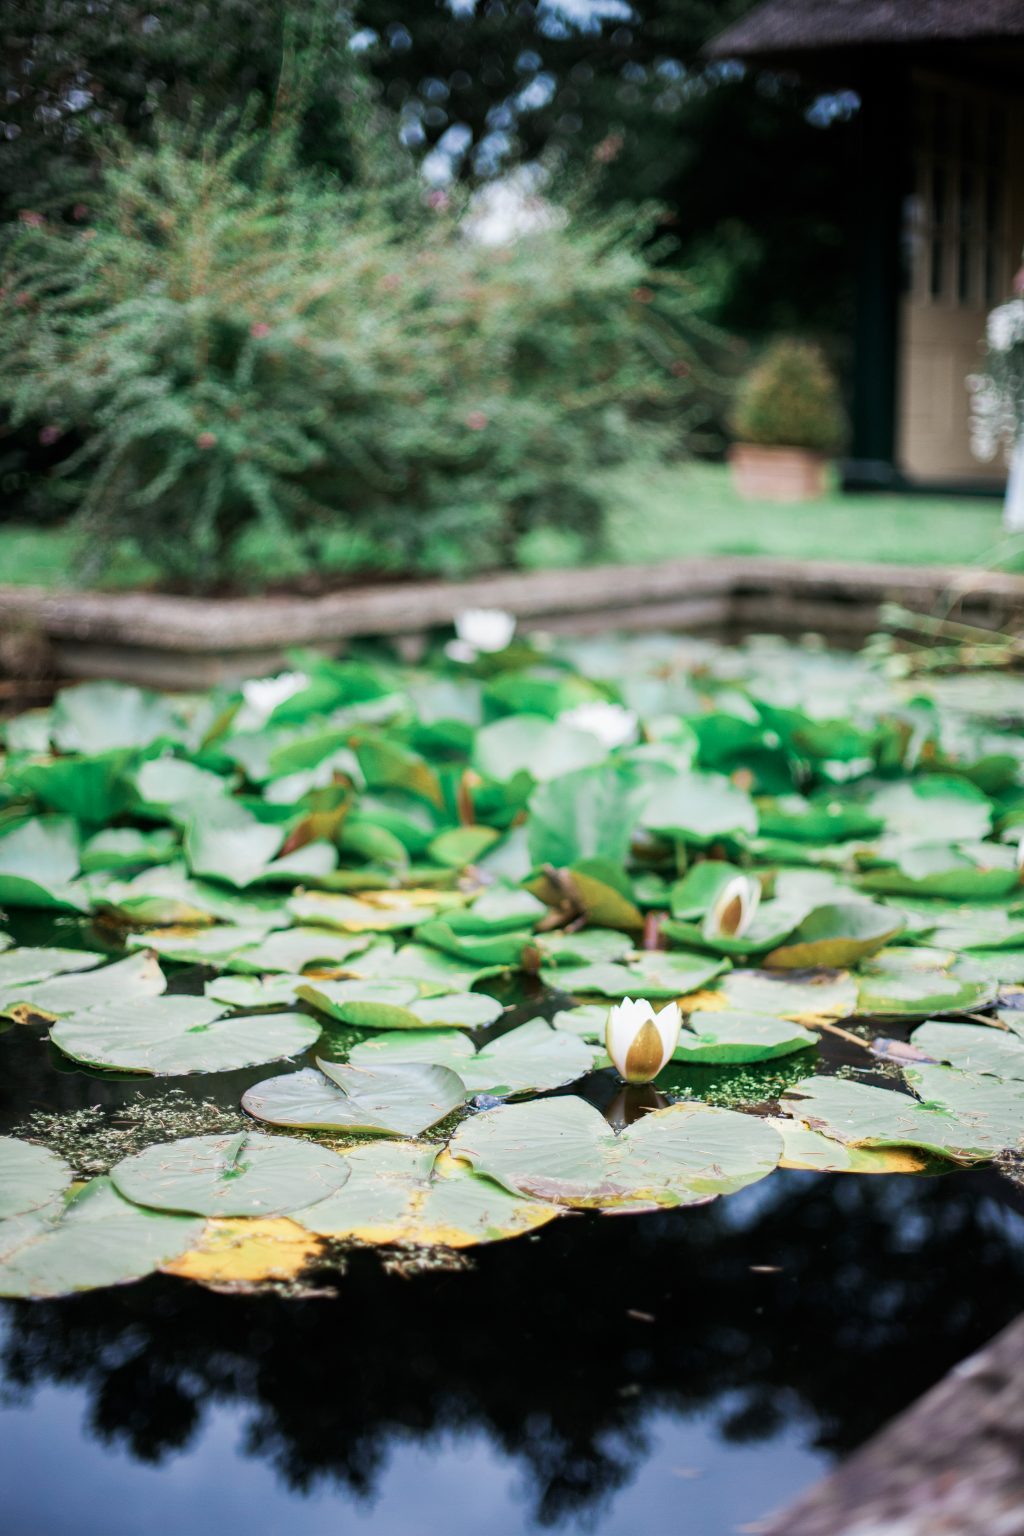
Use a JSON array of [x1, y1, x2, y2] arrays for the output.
[[38, 425, 62, 446], [465, 411, 488, 431], [18, 210, 44, 228], [426, 189, 451, 212], [72, 204, 89, 221], [196, 431, 217, 450], [250, 322, 271, 339]]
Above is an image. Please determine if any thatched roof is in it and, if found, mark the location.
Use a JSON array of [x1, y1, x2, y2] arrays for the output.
[[707, 0, 1024, 58]]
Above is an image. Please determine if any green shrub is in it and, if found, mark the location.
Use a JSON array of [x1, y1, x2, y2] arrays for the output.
[[0, 118, 718, 592], [731, 339, 846, 454]]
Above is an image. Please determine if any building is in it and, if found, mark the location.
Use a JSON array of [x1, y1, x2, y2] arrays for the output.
[[707, 0, 1024, 493]]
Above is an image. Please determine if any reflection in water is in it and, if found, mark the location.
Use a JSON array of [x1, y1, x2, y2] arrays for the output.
[[2, 1168, 1023, 1532]]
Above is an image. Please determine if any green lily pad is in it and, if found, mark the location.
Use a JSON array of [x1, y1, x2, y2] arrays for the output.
[[2, 950, 166, 1022], [673, 1010, 817, 1064], [110, 1131, 350, 1216], [292, 1141, 560, 1247], [640, 770, 757, 846], [225, 927, 372, 975], [295, 977, 503, 1031], [0, 1177, 203, 1298], [550, 1003, 609, 1042], [51, 682, 182, 754], [541, 951, 728, 1000], [910, 1020, 1024, 1081], [413, 919, 530, 969], [904, 1062, 1024, 1152], [347, 1017, 594, 1097], [473, 714, 607, 783], [0, 946, 105, 994], [781, 1074, 1007, 1161], [0, 817, 87, 911], [532, 929, 635, 967], [184, 801, 284, 889], [126, 923, 279, 967], [80, 826, 179, 873], [868, 777, 993, 843], [51, 998, 320, 1075], [708, 969, 858, 1025], [855, 947, 997, 1020], [243, 1058, 466, 1136], [205, 973, 303, 1009], [0, 1137, 71, 1219], [450, 1095, 782, 1210], [764, 901, 904, 970]]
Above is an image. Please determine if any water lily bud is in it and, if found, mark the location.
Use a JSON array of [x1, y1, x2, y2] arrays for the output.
[[605, 998, 682, 1084], [704, 874, 760, 940], [454, 607, 516, 655]]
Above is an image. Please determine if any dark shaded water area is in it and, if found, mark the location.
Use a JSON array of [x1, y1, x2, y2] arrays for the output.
[[4, 917, 1024, 1533]]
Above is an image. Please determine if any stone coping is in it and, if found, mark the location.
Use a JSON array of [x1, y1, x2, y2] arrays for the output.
[[2, 555, 1023, 688]]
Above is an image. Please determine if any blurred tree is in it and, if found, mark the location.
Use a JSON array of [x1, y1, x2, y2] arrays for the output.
[[1, 1, 858, 339]]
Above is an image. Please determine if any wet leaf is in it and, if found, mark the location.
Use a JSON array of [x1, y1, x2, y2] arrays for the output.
[[673, 1010, 817, 1064], [855, 947, 997, 1019], [449, 1095, 782, 1210], [0, 1137, 71, 1219], [768, 1119, 931, 1174], [51, 1000, 320, 1076], [243, 1060, 466, 1136], [348, 1017, 594, 1097], [764, 901, 904, 970], [541, 951, 728, 1000], [293, 1142, 561, 1247], [110, 1131, 350, 1216], [910, 1019, 1024, 1081], [781, 1074, 1007, 1161], [0, 1177, 203, 1298], [295, 977, 503, 1031], [2, 950, 166, 1023]]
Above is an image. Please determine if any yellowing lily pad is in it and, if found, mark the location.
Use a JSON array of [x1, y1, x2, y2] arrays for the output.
[[162, 1216, 324, 1286], [293, 1142, 561, 1248]]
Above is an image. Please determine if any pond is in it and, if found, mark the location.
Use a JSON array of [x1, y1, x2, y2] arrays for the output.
[[2, 628, 1024, 1532]]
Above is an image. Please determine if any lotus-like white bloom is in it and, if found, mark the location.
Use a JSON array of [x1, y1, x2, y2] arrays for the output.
[[703, 874, 760, 940], [558, 700, 638, 749], [240, 670, 308, 720], [605, 997, 682, 1085], [454, 607, 516, 655]]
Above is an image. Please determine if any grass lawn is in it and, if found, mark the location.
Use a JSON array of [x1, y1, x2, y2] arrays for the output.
[[0, 462, 1012, 590], [599, 462, 1010, 569]]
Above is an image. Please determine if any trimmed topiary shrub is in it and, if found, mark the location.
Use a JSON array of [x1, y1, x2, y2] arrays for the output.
[[731, 339, 846, 455]]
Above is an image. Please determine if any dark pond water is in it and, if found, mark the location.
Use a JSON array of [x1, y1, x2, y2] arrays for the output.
[[4, 917, 1024, 1534], [3, 1163, 1024, 1535]]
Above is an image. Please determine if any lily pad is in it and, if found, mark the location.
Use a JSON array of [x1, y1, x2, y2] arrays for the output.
[[541, 951, 728, 1000], [293, 1142, 561, 1247], [855, 947, 997, 1020], [673, 1010, 817, 1064], [110, 1131, 350, 1216], [781, 1074, 1007, 1161], [640, 770, 757, 846], [910, 1020, 1024, 1081], [449, 1095, 782, 1210], [768, 1118, 931, 1174], [347, 1017, 594, 1097], [51, 999, 320, 1075], [243, 1059, 466, 1135], [0, 1137, 71, 1219], [288, 889, 456, 932], [762, 901, 902, 970], [2, 950, 166, 1023], [0, 1177, 203, 1298], [904, 1063, 1024, 1152], [295, 978, 504, 1031], [0, 817, 87, 911]]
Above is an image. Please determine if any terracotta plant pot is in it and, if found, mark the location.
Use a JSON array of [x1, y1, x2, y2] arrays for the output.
[[729, 443, 828, 503]]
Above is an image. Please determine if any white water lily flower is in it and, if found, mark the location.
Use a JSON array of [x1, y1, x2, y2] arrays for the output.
[[558, 701, 638, 749], [454, 608, 516, 655], [605, 997, 682, 1084], [240, 670, 308, 720], [704, 874, 761, 940]]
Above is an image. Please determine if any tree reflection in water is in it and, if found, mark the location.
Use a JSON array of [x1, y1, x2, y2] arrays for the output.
[[2, 1167, 1023, 1526]]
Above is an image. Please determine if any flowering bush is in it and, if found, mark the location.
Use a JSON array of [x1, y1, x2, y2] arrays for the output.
[[968, 295, 1024, 463], [0, 121, 718, 592]]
